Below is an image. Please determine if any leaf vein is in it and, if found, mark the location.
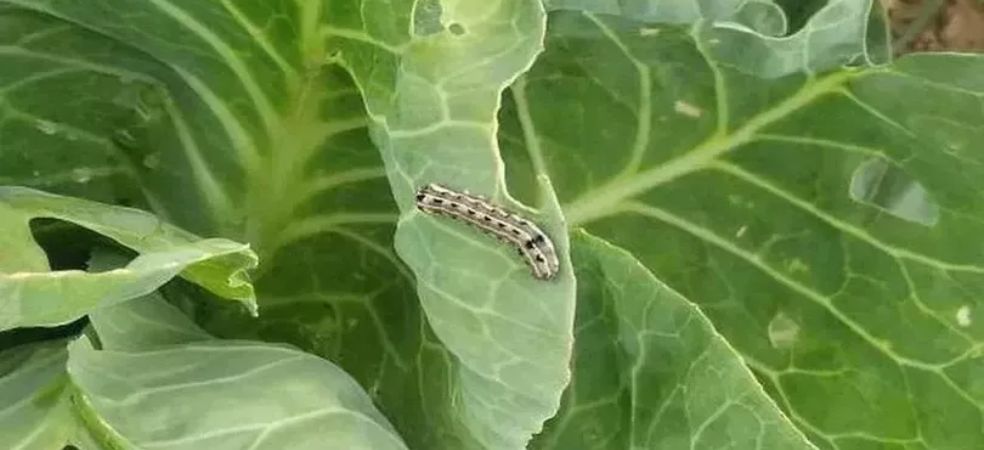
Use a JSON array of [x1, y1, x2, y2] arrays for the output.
[[708, 161, 984, 274], [620, 201, 958, 371]]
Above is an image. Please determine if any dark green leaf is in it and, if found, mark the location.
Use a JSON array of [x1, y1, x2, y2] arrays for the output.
[[500, 10, 984, 448], [532, 232, 814, 449]]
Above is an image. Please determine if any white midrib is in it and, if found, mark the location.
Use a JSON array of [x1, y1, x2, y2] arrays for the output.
[[243, 12, 332, 255], [563, 71, 855, 226], [244, 75, 331, 253]]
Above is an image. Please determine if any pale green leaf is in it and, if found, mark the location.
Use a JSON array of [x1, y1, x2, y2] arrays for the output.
[[543, 0, 884, 78], [544, 0, 788, 30], [499, 11, 984, 449], [0, 340, 75, 450], [0, 187, 257, 330], [328, 1, 577, 447], [87, 291, 212, 351], [698, 0, 886, 77], [69, 295, 408, 450], [68, 338, 409, 450]]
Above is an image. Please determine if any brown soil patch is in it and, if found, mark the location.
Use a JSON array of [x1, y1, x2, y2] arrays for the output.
[[882, 0, 984, 53]]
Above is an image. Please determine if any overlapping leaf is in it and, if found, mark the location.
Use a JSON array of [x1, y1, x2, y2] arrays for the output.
[[531, 232, 814, 449], [697, 0, 889, 78], [544, 0, 788, 26], [325, 0, 577, 447], [67, 295, 408, 450], [0, 0, 573, 448], [0, 187, 257, 330], [545, 0, 887, 78], [0, 340, 75, 450], [1, 0, 979, 449], [500, 11, 984, 449]]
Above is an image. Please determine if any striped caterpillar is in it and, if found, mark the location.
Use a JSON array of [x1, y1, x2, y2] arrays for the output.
[[415, 183, 560, 280]]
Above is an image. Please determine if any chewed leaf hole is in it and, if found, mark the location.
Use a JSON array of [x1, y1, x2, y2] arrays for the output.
[[956, 305, 972, 327], [412, 0, 444, 36], [849, 158, 939, 227], [448, 23, 466, 36], [767, 311, 799, 349]]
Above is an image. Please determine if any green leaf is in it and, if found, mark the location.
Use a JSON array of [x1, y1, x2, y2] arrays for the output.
[[773, 0, 829, 31], [3, 1, 971, 449], [87, 291, 212, 351], [0, 2, 439, 448], [0, 7, 223, 232], [0, 187, 257, 330], [544, 0, 788, 30], [697, 0, 884, 77], [543, 0, 885, 78], [0, 340, 75, 450], [500, 10, 984, 449], [69, 295, 408, 450], [532, 231, 814, 449], [328, 1, 578, 447], [0, 0, 576, 443]]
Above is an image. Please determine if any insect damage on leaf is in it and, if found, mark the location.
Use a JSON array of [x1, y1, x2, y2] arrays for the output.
[[415, 183, 560, 280]]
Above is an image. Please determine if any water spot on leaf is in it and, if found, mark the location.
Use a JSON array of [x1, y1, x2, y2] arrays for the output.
[[135, 87, 167, 121], [674, 100, 703, 118], [957, 305, 972, 327], [113, 130, 138, 151], [142, 153, 161, 170], [72, 167, 92, 183], [849, 158, 939, 227], [909, 116, 982, 166], [785, 258, 809, 274], [728, 194, 754, 209], [768, 311, 799, 349], [412, 0, 444, 37], [448, 23, 466, 36], [35, 120, 57, 135]]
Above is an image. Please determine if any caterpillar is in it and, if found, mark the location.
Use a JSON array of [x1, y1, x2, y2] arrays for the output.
[[415, 183, 560, 280]]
